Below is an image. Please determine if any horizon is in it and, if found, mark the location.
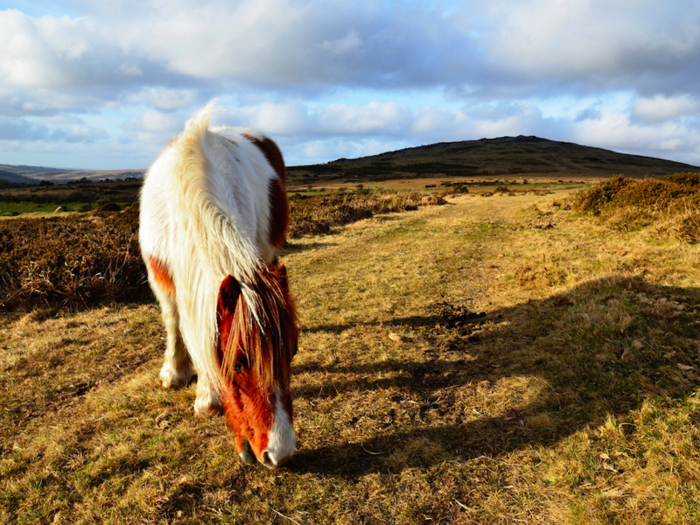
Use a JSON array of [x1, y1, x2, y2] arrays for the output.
[[4, 132, 700, 174], [1, 1, 699, 170]]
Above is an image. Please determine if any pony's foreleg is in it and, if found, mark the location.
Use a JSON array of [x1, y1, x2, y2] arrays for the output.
[[194, 371, 223, 416], [158, 293, 196, 389]]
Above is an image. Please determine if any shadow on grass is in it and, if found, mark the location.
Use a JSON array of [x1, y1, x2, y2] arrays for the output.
[[289, 276, 700, 477], [280, 241, 338, 255]]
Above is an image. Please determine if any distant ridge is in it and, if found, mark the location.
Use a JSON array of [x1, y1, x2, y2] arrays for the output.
[[0, 170, 36, 186], [3, 136, 697, 187], [287, 135, 699, 185], [0, 164, 74, 186], [0, 164, 145, 185]]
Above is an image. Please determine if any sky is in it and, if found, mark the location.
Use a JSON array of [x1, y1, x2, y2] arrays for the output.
[[0, 0, 699, 170]]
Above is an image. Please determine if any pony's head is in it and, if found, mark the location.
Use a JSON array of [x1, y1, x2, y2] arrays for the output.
[[216, 264, 298, 469]]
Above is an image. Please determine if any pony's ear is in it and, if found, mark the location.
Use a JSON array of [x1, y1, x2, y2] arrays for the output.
[[217, 275, 241, 321], [217, 275, 241, 365]]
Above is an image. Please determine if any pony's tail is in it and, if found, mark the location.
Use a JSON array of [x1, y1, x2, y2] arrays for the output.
[[170, 100, 260, 281]]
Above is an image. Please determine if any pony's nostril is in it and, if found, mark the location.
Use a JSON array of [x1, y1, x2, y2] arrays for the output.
[[239, 439, 255, 465], [262, 451, 273, 467]]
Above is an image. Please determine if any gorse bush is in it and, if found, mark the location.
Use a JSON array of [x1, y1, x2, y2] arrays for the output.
[[572, 173, 700, 243]]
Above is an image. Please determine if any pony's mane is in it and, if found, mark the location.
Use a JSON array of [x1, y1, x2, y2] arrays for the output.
[[219, 265, 297, 388]]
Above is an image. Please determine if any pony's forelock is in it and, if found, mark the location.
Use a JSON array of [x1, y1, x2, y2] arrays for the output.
[[219, 266, 297, 389]]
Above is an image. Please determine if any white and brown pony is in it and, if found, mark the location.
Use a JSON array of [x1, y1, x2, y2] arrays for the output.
[[139, 102, 298, 468]]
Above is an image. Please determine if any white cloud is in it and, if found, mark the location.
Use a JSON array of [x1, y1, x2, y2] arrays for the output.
[[573, 111, 700, 161], [321, 30, 363, 56], [0, 9, 70, 88], [317, 102, 412, 134], [124, 87, 198, 111], [246, 101, 312, 136], [481, 0, 700, 93], [633, 95, 700, 123], [127, 109, 182, 134]]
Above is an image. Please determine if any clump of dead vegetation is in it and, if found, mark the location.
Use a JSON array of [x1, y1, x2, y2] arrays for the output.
[[572, 173, 700, 242], [288, 190, 445, 237], [0, 206, 148, 311]]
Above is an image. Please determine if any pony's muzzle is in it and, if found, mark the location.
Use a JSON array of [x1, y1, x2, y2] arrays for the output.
[[261, 444, 294, 469], [259, 389, 296, 468]]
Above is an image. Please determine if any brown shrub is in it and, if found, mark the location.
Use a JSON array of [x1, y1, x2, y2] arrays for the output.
[[572, 173, 700, 241], [92, 202, 122, 214], [0, 207, 147, 311], [446, 183, 469, 194], [287, 191, 443, 237]]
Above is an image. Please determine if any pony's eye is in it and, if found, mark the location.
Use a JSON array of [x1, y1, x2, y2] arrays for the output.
[[234, 363, 242, 373]]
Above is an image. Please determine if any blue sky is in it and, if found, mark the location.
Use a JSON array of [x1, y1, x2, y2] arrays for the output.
[[1, 0, 699, 169]]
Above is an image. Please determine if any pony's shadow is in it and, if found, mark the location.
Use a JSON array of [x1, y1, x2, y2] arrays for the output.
[[289, 276, 700, 477]]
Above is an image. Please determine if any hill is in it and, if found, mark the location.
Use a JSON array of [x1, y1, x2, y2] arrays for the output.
[[3, 136, 697, 188], [287, 135, 699, 185], [0, 163, 144, 185], [0, 164, 54, 186]]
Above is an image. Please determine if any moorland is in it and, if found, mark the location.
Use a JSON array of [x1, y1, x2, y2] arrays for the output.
[[2, 166, 700, 523]]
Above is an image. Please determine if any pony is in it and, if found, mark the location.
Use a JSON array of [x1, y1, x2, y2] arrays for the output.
[[139, 101, 298, 469]]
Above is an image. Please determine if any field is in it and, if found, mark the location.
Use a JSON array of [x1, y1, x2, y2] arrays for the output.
[[3, 180, 700, 523]]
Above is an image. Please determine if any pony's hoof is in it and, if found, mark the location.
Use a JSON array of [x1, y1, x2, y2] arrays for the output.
[[194, 396, 223, 417], [160, 364, 194, 389]]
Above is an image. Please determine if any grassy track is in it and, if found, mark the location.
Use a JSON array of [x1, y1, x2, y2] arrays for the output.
[[3, 190, 700, 523]]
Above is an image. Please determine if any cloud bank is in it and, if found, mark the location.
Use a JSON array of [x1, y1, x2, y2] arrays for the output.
[[0, 0, 698, 168]]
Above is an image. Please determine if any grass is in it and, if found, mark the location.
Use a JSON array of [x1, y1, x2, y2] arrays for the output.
[[2, 186, 700, 523], [0, 202, 81, 214]]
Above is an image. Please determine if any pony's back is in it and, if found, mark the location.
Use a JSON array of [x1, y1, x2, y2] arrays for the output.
[[140, 102, 287, 282]]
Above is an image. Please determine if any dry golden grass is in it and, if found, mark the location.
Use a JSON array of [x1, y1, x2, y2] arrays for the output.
[[3, 187, 700, 523]]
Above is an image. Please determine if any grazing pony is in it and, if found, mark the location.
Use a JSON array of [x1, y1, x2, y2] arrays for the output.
[[139, 102, 298, 468]]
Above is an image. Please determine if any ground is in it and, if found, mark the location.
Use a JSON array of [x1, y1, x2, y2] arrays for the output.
[[2, 189, 700, 524]]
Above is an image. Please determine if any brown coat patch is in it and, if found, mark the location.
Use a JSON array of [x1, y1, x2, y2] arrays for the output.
[[268, 177, 289, 249], [242, 133, 286, 183], [217, 265, 297, 389], [146, 256, 176, 296]]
